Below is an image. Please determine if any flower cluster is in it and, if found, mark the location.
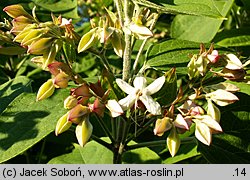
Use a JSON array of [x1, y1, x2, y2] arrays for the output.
[[4, 4, 78, 70]]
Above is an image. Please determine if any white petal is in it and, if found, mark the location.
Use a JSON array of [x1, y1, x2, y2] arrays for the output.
[[139, 94, 161, 115], [144, 76, 165, 95], [116, 78, 135, 94], [225, 54, 243, 70], [129, 23, 153, 36], [133, 76, 147, 90], [106, 100, 123, 117], [118, 94, 136, 111], [195, 121, 212, 146]]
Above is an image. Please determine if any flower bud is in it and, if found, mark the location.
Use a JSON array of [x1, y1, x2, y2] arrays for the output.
[[207, 99, 221, 122], [71, 84, 91, 98], [53, 71, 70, 89], [128, 22, 153, 39], [111, 30, 124, 57], [187, 55, 199, 80], [225, 54, 243, 70], [68, 104, 90, 124], [3, 4, 33, 19], [174, 114, 190, 130], [195, 121, 212, 146], [55, 112, 72, 136], [64, 95, 78, 109], [48, 61, 72, 76], [204, 82, 240, 93], [13, 24, 37, 42], [28, 37, 54, 55], [190, 106, 204, 116], [167, 127, 180, 157], [89, 98, 105, 117], [77, 28, 98, 53], [36, 79, 55, 101], [195, 54, 209, 76], [207, 50, 220, 63], [99, 27, 114, 44], [30, 56, 45, 68], [20, 29, 44, 46], [75, 116, 93, 147], [154, 117, 172, 136], [221, 68, 246, 81], [42, 39, 63, 69], [205, 89, 239, 106]]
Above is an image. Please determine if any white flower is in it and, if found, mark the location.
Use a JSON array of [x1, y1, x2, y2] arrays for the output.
[[115, 76, 165, 115]]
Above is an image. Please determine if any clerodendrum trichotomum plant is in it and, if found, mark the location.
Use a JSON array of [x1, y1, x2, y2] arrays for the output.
[[1, 0, 250, 164]]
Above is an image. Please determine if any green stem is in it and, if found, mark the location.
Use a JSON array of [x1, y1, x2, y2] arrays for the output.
[[38, 138, 46, 163], [122, 0, 132, 81], [94, 114, 115, 144], [91, 134, 113, 150], [125, 116, 156, 144], [88, 48, 114, 77], [114, 0, 124, 27], [127, 137, 196, 150]]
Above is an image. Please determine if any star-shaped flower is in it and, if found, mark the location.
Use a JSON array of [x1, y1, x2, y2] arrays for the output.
[[115, 76, 165, 115]]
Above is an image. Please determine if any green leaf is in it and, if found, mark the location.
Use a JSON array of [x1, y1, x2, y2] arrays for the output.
[[0, 89, 69, 163], [123, 141, 162, 164], [146, 39, 233, 74], [48, 139, 113, 164], [170, 0, 234, 43], [146, 39, 201, 74], [198, 92, 250, 163], [163, 143, 200, 164], [153, 68, 177, 106], [72, 54, 96, 73], [31, 0, 77, 12], [133, 0, 223, 18], [0, 76, 32, 114], [214, 28, 250, 47], [0, 47, 26, 55]]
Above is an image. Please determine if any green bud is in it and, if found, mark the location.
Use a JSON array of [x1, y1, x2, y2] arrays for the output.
[[21, 29, 44, 46], [154, 117, 172, 136], [195, 54, 209, 76], [75, 116, 93, 147], [187, 55, 199, 80], [167, 127, 180, 157], [111, 30, 124, 58], [207, 99, 221, 122], [77, 28, 98, 53], [55, 112, 72, 136], [30, 56, 44, 68], [64, 95, 78, 109], [28, 37, 54, 55], [13, 15, 34, 24], [42, 39, 63, 69], [3, 4, 33, 19], [13, 24, 37, 42], [36, 79, 55, 101], [194, 120, 212, 146]]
